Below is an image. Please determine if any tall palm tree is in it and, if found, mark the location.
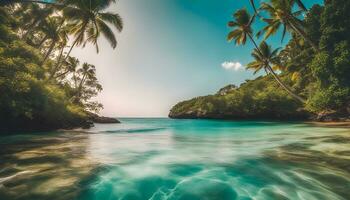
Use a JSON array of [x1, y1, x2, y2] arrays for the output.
[[75, 63, 96, 100], [227, 9, 305, 103], [49, 27, 68, 76], [258, 0, 318, 50], [247, 42, 306, 103], [40, 16, 65, 65], [57, 0, 123, 68]]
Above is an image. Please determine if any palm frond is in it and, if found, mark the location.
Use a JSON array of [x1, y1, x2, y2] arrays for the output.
[[99, 12, 123, 32], [97, 18, 117, 48], [234, 9, 251, 26], [281, 25, 287, 42], [227, 29, 241, 42]]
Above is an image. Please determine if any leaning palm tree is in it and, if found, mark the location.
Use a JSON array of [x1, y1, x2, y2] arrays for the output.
[[258, 0, 318, 50], [46, 22, 69, 79], [227, 9, 305, 103], [55, 0, 123, 69], [40, 16, 66, 65], [247, 42, 306, 103]]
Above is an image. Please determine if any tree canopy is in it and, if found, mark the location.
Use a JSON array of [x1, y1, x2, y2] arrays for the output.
[[0, 1, 122, 131]]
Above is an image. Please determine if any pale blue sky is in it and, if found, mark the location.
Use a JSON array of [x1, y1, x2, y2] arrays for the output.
[[71, 0, 322, 117]]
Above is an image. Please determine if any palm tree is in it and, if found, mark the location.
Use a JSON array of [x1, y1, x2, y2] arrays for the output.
[[258, 0, 318, 50], [227, 8, 256, 46], [19, 4, 54, 40], [56, 0, 123, 69], [247, 42, 306, 103], [40, 16, 66, 65], [48, 27, 68, 76], [227, 9, 305, 103], [54, 56, 79, 80], [74, 63, 96, 101]]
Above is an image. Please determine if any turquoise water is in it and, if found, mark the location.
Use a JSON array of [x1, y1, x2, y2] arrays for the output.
[[0, 118, 350, 200]]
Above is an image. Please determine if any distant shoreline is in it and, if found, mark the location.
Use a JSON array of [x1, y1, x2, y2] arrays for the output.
[[1, 118, 349, 133]]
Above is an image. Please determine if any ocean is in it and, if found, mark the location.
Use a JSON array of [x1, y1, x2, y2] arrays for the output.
[[0, 118, 349, 200]]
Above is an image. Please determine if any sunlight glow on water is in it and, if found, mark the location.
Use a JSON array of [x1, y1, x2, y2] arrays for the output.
[[0, 119, 350, 200]]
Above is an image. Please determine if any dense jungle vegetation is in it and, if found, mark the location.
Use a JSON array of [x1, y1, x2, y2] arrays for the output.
[[170, 0, 350, 120], [0, 0, 123, 131]]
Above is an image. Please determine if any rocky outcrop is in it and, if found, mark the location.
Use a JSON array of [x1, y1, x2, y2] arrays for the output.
[[92, 116, 120, 123], [313, 110, 350, 122], [87, 112, 121, 124]]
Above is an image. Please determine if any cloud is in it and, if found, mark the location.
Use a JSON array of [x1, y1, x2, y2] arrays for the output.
[[221, 61, 243, 71]]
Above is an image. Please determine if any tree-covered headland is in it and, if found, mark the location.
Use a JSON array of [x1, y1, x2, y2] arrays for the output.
[[0, 0, 123, 131], [170, 0, 350, 121]]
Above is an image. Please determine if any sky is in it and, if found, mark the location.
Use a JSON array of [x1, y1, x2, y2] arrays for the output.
[[71, 0, 322, 117]]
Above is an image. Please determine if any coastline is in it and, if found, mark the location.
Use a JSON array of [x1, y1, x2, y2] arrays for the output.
[[2, 118, 349, 133], [306, 121, 350, 128], [0, 115, 120, 133]]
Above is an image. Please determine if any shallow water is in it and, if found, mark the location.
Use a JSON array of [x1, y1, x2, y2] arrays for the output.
[[0, 118, 350, 200]]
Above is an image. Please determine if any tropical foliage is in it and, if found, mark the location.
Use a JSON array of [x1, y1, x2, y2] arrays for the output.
[[170, 0, 350, 120], [0, 0, 122, 131], [169, 76, 307, 120]]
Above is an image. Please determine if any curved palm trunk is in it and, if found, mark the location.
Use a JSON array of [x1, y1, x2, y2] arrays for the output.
[[46, 19, 67, 76], [267, 65, 306, 103], [41, 40, 56, 65], [54, 39, 78, 74], [289, 21, 319, 51], [295, 0, 307, 12], [48, 45, 64, 80], [37, 35, 48, 48], [65, 40, 77, 62], [250, 0, 258, 14], [55, 22, 86, 73], [247, 33, 306, 103], [247, 33, 260, 51], [72, 73, 87, 103], [54, 69, 70, 79]]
